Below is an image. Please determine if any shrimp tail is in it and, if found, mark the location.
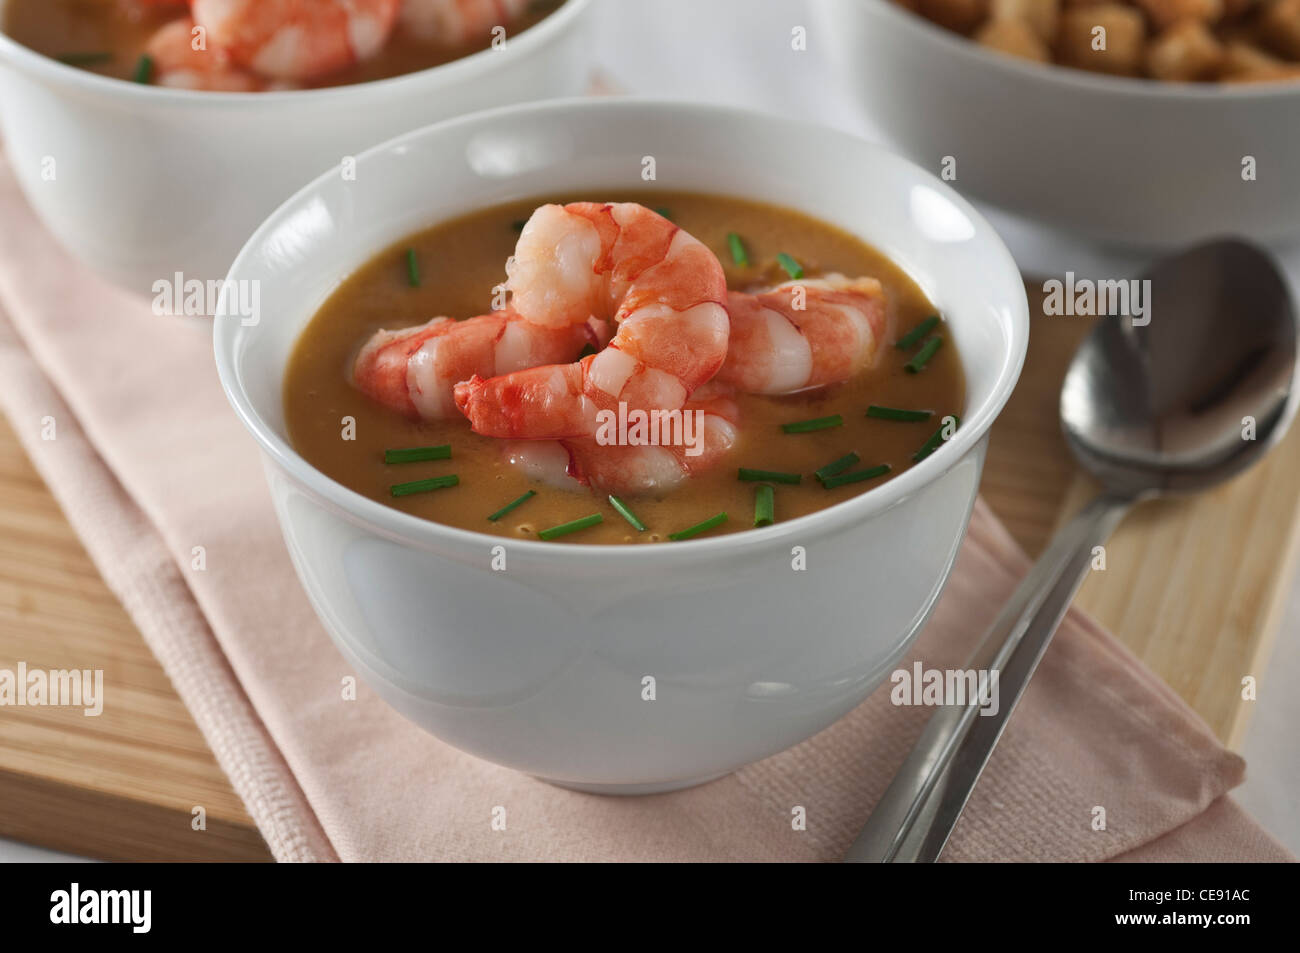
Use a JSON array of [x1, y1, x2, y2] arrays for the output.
[[453, 360, 596, 438]]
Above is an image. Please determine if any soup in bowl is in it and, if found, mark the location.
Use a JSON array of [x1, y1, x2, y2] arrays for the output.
[[286, 192, 968, 544], [0, 0, 594, 293], [214, 99, 1029, 792]]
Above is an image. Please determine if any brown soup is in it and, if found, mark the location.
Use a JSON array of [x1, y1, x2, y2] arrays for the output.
[[284, 192, 966, 544], [3, 0, 563, 88]]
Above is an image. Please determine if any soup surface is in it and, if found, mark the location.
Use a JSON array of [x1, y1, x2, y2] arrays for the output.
[[284, 192, 965, 544], [4, 0, 563, 88]]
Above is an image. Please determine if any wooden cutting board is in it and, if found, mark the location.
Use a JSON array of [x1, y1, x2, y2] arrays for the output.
[[2, 284, 1297, 860]]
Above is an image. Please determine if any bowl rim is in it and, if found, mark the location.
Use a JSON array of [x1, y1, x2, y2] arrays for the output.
[[0, 0, 591, 106], [213, 96, 1029, 561], [861, 0, 1300, 101]]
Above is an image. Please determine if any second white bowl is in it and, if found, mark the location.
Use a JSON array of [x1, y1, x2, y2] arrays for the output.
[[823, 0, 1300, 247]]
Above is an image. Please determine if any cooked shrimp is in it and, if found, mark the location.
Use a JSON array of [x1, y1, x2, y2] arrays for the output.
[[502, 382, 742, 496], [351, 310, 606, 420], [455, 203, 730, 439], [190, 0, 401, 81], [145, 17, 261, 91], [717, 275, 892, 395], [399, 0, 529, 48]]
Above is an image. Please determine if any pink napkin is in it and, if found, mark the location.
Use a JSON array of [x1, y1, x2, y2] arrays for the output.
[[0, 156, 1288, 862]]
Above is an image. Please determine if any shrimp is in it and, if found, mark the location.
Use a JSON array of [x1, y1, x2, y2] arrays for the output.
[[190, 0, 401, 81], [145, 17, 261, 91], [716, 275, 893, 395], [502, 382, 742, 496], [454, 203, 730, 441], [351, 309, 606, 420], [399, 0, 529, 48]]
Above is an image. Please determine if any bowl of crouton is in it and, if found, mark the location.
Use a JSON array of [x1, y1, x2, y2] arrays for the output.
[[823, 0, 1300, 246]]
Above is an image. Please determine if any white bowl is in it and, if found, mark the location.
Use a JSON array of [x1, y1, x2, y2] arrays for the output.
[[822, 0, 1300, 248], [0, 0, 594, 294], [214, 98, 1028, 793]]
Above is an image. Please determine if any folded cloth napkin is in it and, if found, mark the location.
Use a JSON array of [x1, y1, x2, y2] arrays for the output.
[[0, 158, 1289, 862]]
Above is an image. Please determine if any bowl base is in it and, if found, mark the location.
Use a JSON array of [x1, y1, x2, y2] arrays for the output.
[[536, 771, 732, 796]]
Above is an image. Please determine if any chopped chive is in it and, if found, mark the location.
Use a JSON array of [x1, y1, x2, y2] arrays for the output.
[[775, 253, 804, 279], [820, 464, 891, 490], [578, 342, 598, 358], [904, 336, 944, 374], [487, 489, 536, 522], [383, 444, 451, 464], [727, 232, 749, 267], [405, 248, 420, 287], [782, 414, 843, 434], [511, 219, 527, 232], [753, 485, 775, 527], [668, 512, 728, 541], [814, 452, 860, 481], [738, 468, 801, 485], [390, 474, 459, 497], [913, 416, 962, 462], [57, 51, 113, 66], [654, 206, 673, 220], [538, 512, 603, 541], [896, 315, 940, 350], [132, 54, 154, 84], [866, 405, 933, 422], [608, 495, 647, 532]]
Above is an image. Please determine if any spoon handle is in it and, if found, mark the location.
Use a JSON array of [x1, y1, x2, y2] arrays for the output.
[[843, 492, 1132, 863]]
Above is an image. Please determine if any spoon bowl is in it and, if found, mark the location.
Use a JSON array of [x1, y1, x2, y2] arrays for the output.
[[1062, 240, 1298, 497]]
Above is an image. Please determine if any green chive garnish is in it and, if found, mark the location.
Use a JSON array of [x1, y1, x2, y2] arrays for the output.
[[668, 512, 728, 541], [405, 248, 420, 287], [867, 405, 933, 422], [609, 495, 647, 532], [754, 485, 775, 527], [654, 207, 673, 221], [57, 52, 113, 66], [383, 444, 451, 464], [820, 464, 891, 490], [390, 474, 459, 497], [511, 220, 527, 232], [913, 416, 961, 462], [132, 54, 154, 84], [738, 468, 801, 485], [538, 512, 603, 541], [776, 253, 803, 279], [896, 315, 940, 350], [487, 489, 536, 522], [727, 232, 749, 267], [782, 414, 843, 434], [814, 452, 860, 481], [904, 336, 943, 374]]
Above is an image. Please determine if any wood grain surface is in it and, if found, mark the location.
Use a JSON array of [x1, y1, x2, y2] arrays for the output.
[[0, 416, 271, 861], [1, 286, 1296, 860]]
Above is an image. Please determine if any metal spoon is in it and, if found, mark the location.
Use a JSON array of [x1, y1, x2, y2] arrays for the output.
[[844, 239, 1298, 863]]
